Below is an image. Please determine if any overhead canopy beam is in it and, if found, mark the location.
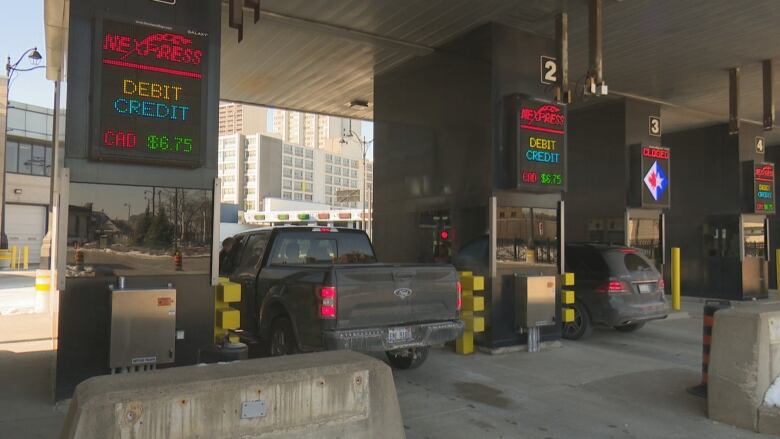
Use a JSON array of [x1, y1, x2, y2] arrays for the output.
[[586, 0, 607, 95], [729, 67, 739, 134], [763, 59, 775, 131], [555, 12, 570, 103], [226, 2, 434, 57], [44, 0, 69, 81]]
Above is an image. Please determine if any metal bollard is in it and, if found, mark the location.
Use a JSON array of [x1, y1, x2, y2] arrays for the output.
[[23, 246, 29, 270], [527, 327, 540, 353], [34, 269, 51, 313], [671, 247, 681, 311], [687, 299, 731, 398]]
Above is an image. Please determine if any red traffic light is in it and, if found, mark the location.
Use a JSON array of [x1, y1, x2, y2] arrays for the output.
[[439, 230, 449, 240]]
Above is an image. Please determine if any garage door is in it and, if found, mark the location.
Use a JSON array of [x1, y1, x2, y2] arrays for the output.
[[5, 204, 47, 264]]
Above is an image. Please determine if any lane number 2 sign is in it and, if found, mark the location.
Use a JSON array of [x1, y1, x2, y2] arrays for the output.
[[540, 56, 557, 85]]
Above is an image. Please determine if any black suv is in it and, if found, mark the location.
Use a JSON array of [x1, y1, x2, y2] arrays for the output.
[[563, 243, 668, 340]]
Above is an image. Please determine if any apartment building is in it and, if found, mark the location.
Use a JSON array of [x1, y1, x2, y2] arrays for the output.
[[217, 133, 372, 213], [218, 103, 269, 136], [272, 110, 360, 149]]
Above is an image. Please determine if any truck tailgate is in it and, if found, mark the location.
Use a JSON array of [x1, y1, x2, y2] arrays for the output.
[[334, 265, 458, 330]]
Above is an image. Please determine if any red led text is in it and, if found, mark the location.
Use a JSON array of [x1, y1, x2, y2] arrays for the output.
[[520, 104, 566, 126], [103, 129, 137, 149], [643, 147, 669, 160], [521, 170, 539, 183], [103, 32, 203, 66], [756, 165, 775, 181]]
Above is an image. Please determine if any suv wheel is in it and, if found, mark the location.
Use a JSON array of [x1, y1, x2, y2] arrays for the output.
[[269, 317, 300, 356], [562, 301, 593, 340], [386, 346, 429, 370], [614, 322, 645, 332]]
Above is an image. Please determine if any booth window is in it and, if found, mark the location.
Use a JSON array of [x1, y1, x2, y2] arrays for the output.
[[496, 207, 558, 266], [743, 219, 765, 259], [66, 183, 214, 276]]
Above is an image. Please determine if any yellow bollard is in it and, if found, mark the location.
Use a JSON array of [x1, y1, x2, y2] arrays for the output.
[[776, 249, 780, 299], [215, 277, 241, 344], [672, 247, 681, 311], [456, 272, 485, 355], [23, 246, 29, 270], [10, 246, 17, 269]]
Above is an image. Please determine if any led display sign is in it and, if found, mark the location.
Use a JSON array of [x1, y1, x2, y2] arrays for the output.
[[751, 162, 775, 214], [510, 96, 567, 191], [630, 145, 671, 208], [91, 18, 208, 167]]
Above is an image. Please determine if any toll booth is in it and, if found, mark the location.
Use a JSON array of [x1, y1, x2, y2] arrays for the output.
[[566, 99, 670, 271], [55, 0, 221, 399], [373, 23, 565, 350], [766, 143, 780, 290], [663, 123, 772, 300]]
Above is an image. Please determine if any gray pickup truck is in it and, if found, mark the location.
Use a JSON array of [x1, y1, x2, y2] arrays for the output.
[[220, 226, 464, 369]]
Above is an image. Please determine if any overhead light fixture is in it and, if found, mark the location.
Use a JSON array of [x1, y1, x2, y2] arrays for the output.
[[28, 48, 42, 64], [348, 100, 370, 110]]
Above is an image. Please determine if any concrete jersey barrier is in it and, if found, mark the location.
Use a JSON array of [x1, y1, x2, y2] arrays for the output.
[[60, 351, 405, 439], [708, 302, 780, 434]]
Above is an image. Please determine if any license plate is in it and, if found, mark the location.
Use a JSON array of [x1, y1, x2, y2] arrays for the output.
[[638, 283, 654, 293], [388, 327, 413, 343]]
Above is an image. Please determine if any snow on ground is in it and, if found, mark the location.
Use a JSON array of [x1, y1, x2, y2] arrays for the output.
[[0, 273, 38, 315], [764, 375, 780, 407]]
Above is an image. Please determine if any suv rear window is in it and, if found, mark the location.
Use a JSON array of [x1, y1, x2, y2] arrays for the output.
[[624, 253, 653, 273], [566, 246, 608, 276], [269, 231, 377, 265]]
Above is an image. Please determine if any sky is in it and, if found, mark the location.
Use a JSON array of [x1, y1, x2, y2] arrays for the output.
[[0, 2, 53, 107], [0, 3, 374, 145]]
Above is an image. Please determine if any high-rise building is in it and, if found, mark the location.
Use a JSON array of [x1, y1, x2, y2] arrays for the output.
[[218, 103, 269, 136], [271, 109, 360, 149]]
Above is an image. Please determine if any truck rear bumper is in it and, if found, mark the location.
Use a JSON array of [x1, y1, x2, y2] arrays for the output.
[[324, 320, 465, 352]]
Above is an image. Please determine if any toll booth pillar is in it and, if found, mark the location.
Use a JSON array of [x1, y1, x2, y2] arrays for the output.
[[664, 123, 771, 299], [374, 23, 567, 350], [55, 0, 222, 399], [566, 99, 670, 271]]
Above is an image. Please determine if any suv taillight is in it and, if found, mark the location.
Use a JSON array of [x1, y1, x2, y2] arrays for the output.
[[456, 281, 462, 311], [595, 280, 631, 294], [319, 286, 337, 319], [658, 278, 665, 291]]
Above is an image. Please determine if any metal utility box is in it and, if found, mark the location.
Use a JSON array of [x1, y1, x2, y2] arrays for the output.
[[514, 275, 557, 330], [110, 287, 177, 368]]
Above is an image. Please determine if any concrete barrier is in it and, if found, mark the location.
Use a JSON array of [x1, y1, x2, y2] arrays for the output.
[[60, 351, 405, 439], [708, 302, 780, 434]]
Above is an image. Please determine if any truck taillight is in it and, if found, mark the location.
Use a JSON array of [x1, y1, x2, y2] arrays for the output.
[[658, 279, 665, 290], [319, 286, 337, 319], [595, 280, 630, 294], [456, 281, 462, 311]]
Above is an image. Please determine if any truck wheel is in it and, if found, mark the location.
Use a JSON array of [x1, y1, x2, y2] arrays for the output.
[[614, 322, 645, 332], [386, 347, 429, 370], [269, 317, 299, 356], [562, 301, 593, 341]]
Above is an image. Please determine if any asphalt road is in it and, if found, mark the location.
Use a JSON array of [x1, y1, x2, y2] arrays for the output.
[[0, 301, 770, 438], [394, 307, 765, 439]]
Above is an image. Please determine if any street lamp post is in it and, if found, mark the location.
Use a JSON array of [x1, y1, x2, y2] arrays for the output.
[[0, 47, 44, 251], [340, 129, 373, 237]]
